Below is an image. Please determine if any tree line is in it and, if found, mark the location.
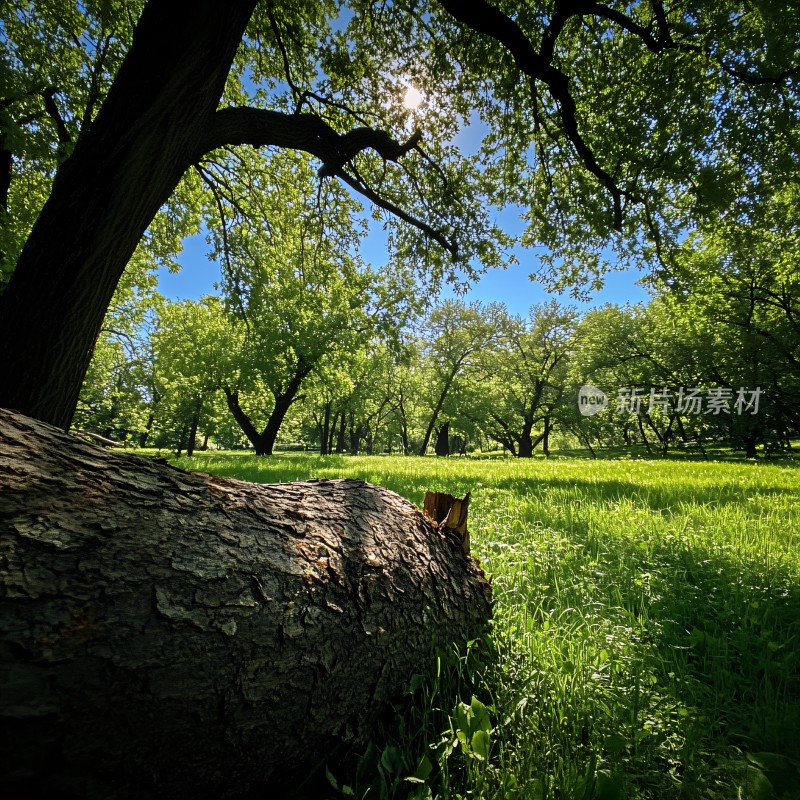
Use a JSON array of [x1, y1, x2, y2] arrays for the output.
[[77, 189, 800, 458]]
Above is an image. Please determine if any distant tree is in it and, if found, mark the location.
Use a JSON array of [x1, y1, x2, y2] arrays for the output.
[[206, 152, 417, 456], [150, 297, 237, 456], [416, 300, 503, 455], [472, 301, 577, 457]]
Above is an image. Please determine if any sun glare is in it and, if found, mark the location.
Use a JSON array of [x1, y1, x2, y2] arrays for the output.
[[403, 85, 423, 111]]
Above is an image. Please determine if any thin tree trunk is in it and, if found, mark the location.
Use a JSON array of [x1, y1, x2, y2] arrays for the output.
[[578, 427, 597, 458], [348, 411, 361, 455], [0, 407, 492, 799], [320, 401, 332, 456], [336, 409, 347, 454], [675, 413, 689, 443], [327, 413, 336, 456], [419, 369, 458, 455], [398, 396, 410, 455], [643, 412, 665, 446], [186, 396, 201, 458], [636, 414, 652, 453], [140, 409, 156, 448], [542, 415, 552, 456], [176, 421, 187, 457]]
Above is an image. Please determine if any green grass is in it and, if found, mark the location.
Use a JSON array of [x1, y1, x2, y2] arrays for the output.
[[168, 451, 800, 799]]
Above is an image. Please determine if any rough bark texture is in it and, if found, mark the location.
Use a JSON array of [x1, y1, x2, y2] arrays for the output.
[[0, 0, 258, 430], [0, 408, 492, 799]]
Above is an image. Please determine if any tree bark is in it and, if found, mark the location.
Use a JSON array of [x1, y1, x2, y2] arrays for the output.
[[0, 0, 258, 429], [434, 421, 450, 457], [636, 414, 652, 453], [224, 372, 306, 457], [542, 415, 551, 457], [398, 397, 410, 455], [517, 416, 535, 458], [348, 410, 364, 456], [186, 396, 201, 457], [335, 409, 347, 454], [0, 408, 492, 799], [320, 401, 332, 455], [419, 367, 459, 455], [577, 427, 597, 458]]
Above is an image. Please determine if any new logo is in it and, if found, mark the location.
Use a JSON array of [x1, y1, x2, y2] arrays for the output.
[[578, 385, 608, 416]]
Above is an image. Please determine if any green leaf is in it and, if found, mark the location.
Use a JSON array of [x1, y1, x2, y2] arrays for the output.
[[471, 729, 490, 761], [470, 696, 492, 734], [413, 754, 434, 781], [325, 765, 340, 791], [380, 744, 401, 776]]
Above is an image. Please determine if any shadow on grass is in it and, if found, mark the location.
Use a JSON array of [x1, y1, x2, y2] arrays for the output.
[[488, 473, 800, 516]]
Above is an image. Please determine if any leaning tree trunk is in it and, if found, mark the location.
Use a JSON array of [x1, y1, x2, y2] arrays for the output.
[[0, 409, 492, 799], [0, 0, 259, 430]]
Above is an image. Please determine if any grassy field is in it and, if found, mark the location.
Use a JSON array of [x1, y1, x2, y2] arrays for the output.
[[168, 450, 800, 799]]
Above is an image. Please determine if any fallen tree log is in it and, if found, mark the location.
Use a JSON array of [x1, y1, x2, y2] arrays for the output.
[[0, 408, 492, 799]]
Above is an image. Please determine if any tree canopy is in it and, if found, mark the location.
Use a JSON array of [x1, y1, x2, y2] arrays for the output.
[[1, 1, 798, 428]]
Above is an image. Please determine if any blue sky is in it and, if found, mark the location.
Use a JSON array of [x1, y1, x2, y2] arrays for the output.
[[156, 223, 651, 317], [157, 98, 651, 315]]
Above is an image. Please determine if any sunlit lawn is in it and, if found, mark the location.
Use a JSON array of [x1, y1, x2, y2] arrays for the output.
[[167, 449, 800, 799]]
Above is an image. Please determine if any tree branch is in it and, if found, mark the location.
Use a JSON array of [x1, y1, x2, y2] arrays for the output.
[[202, 108, 421, 176], [42, 88, 72, 145], [334, 168, 458, 259], [437, 0, 626, 229], [200, 108, 454, 252]]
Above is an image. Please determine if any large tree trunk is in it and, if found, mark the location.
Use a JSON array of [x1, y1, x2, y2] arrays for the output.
[[434, 421, 451, 457], [517, 417, 535, 458], [0, 0, 258, 429], [0, 408, 492, 799]]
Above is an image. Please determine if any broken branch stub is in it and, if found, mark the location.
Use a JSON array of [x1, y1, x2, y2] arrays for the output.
[[423, 490, 471, 556]]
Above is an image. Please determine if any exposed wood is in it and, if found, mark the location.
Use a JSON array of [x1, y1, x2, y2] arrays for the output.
[[423, 490, 471, 557], [0, 408, 492, 799]]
